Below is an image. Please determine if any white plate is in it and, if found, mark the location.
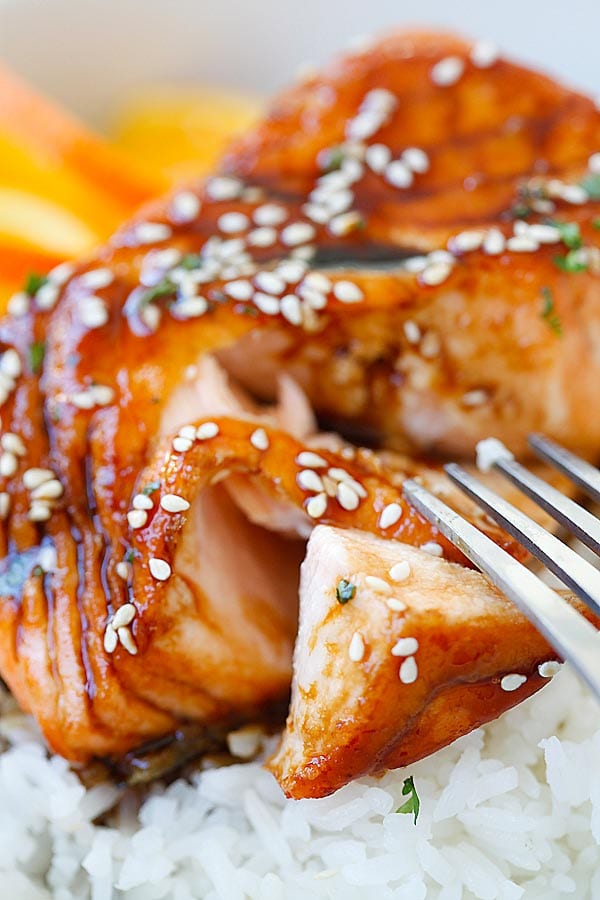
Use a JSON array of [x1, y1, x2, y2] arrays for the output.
[[0, 0, 598, 126]]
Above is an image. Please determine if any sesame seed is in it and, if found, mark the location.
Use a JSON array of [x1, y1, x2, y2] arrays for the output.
[[206, 176, 242, 201], [23, 467, 54, 490], [403, 257, 428, 274], [348, 631, 365, 662], [379, 502, 403, 529], [333, 281, 363, 303], [347, 109, 386, 141], [431, 56, 465, 86], [365, 575, 392, 595], [80, 296, 109, 329], [223, 280, 253, 301], [170, 191, 200, 223], [389, 560, 411, 582], [103, 624, 118, 654], [140, 304, 161, 332], [112, 603, 136, 629], [449, 230, 485, 253], [328, 211, 364, 237], [253, 292, 280, 315], [420, 332, 441, 358], [35, 282, 60, 311], [218, 212, 250, 234], [296, 451, 327, 469], [483, 229, 506, 255], [180, 424, 196, 441], [0, 452, 18, 478], [462, 389, 489, 407], [402, 147, 429, 173], [196, 422, 220, 440], [538, 660, 562, 678], [297, 469, 325, 493], [526, 223, 561, 244], [276, 260, 307, 283], [91, 385, 115, 407], [1, 433, 25, 456], [387, 597, 407, 612], [79, 268, 114, 290], [291, 245, 316, 261], [149, 557, 171, 581], [117, 627, 138, 655], [420, 541, 444, 557], [302, 272, 332, 293], [336, 482, 360, 511], [253, 204, 287, 226], [38, 545, 57, 573], [174, 297, 209, 319], [420, 262, 453, 286], [428, 250, 455, 265], [160, 494, 191, 513], [116, 561, 132, 581], [30, 479, 63, 501], [365, 143, 392, 173], [299, 286, 327, 310], [589, 153, 600, 174], [470, 40, 499, 68], [0, 492, 9, 519], [385, 159, 414, 189], [247, 227, 277, 248], [280, 294, 303, 326], [127, 509, 148, 529], [364, 88, 397, 112], [173, 436, 193, 452], [281, 223, 316, 247], [48, 262, 76, 285], [560, 184, 587, 204], [133, 493, 154, 510], [0, 349, 22, 379], [391, 637, 419, 657], [28, 501, 51, 522], [254, 271, 285, 295], [403, 321, 422, 345], [250, 428, 269, 451], [500, 673, 527, 692], [7, 292, 30, 317], [306, 492, 328, 518], [135, 222, 172, 244], [71, 391, 95, 410], [506, 235, 539, 253], [399, 656, 418, 684]]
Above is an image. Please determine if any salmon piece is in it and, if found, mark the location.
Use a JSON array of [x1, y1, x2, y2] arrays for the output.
[[269, 525, 591, 799]]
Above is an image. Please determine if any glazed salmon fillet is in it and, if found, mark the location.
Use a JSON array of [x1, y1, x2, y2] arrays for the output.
[[0, 30, 599, 792]]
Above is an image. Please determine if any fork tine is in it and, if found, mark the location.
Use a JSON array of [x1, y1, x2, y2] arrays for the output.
[[487, 450, 600, 557], [529, 434, 600, 505], [444, 463, 600, 617], [403, 478, 600, 702]]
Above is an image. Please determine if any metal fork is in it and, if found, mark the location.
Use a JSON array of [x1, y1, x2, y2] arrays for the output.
[[402, 435, 600, 701]]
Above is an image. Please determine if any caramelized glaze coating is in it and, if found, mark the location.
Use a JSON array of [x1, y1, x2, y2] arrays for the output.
[[0, 31, 599, 782]]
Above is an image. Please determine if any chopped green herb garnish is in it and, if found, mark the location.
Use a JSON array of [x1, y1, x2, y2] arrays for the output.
[[322, 145, 345, 173], [548, 220, 582, 250], [593, 218, 600, 230], [580, 173, 600, 200], [29, 341, 45, 375], [179, 253, 202, 270], [32, 565, 44, 578], [142, 481, 161, 496], [553, 250, 587, 273], [509, 203, 532, 220], [24, 272, 49, 297], [238, 304, 259, 317], [540, 287, 562, 336], [139, 278, 176, 307], [396, 776, 420, 824], [336, 579, 356, 604], [125, 549, 136, 564]]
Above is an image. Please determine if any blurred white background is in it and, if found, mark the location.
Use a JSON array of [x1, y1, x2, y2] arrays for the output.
[[0, 0, 598, 123]]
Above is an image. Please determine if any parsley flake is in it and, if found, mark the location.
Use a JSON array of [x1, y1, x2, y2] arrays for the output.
[[142, 481, 161, 496], [139, 278, 176, 307], [580, 173, 600, 200], [593, 218, 600, 230], [125, 549, 136, 564], [548, 220, 582, 250], [29, 341, 45, 375], [396, 776, 420, 824], [540, 287, 562, 336], [179, 253, 202, 271], [322, 145, 346, 173], [553, 250, 587, 273], [32, 565, 44, 578], [336, 579, 356, 604], [24, 272, 49, 297]]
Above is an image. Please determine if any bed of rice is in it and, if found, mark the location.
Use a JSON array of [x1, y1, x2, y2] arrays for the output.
[[0, 666, 599, 900]]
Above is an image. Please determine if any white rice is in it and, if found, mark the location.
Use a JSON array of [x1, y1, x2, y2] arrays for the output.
[[0, 666, 598, 899]]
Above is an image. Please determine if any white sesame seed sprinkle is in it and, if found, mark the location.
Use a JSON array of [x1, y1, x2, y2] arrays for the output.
[[347, 110, 386, 142], [390, 560, 411, 582], [80, 296, 109, 329], [112, 603, 136, 629], [30, 479, 63, 501], [103, 624, 118, 654], [385, 159, 414, 189], [299, 286, 327, 310], [281, 222, 316, 247], [7, 292, 30, 317], [250, 428, 269, 451], [560, 184, 587, 204], [28, 502, 51, 522], [403, 256, 428, 274], [161, 494, 191, 513], [420, 332, 441, 358], [336, 482, 360, 511], [170, 191, 200, 223], [399, 656, 418, 684], [348, 631, 366, 662], [365, 575, 392, 595], [149, 557, 171, 581], [296, 451, 327, 469], [421, 541, 444, 557], [218, 212, 250, 234], [0, 349, 22, 379], [140, 303, 161, 332], [48, 262, 76, 285], [462, 389, 489, 407], [0, 492, 9, 519], [196, 422, 220, 441], [206, 176, 242, 201], [224, 279, 254, 301], [526, 223, 561, 244], [79, 268, 114, 290], [297, 469, 325, 493], [253, 204, 288, 226], [306, 492, 328, 518], [507, 235, 539, 253], [539, 660, 562, 678], [402, 147, 430, 173], [1, 433, 25, 456], [38, 545, 57, 573], [276, 260, 307, 283], [133, 493, 153, 510], [174, 297, 209, 319], [127, 509, 148, 529], [431, 56, 465, 86], [328, 211, 363, 237], [333, 281, 363, 303], [387, 597, 407, 612], [117, 626, 138, 655], [254, 272, 285, 295], [135, 222, 172, 244], [302, 272, 332, 293], [35, 282, 60, 311], [252, 293, 280, 315], [247, 227, 277, 248], [403, 321, 422, 345], [500, 673, 527, 692], [483, 229, 506, 255], [280, 294, 303, 326], [449, 230, 485, 253], [379, 502, 403, 529], [420, 262, 453, 286], [470, 40, 499, 68], [23, 468, 54, 490], [116, 561, 132, 581], [589, 153, 600, 174], [365, 143, 392, 173], [172, 437, 193, 453], [0, 452, 17, 478], [392, 637, 419, 657]]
